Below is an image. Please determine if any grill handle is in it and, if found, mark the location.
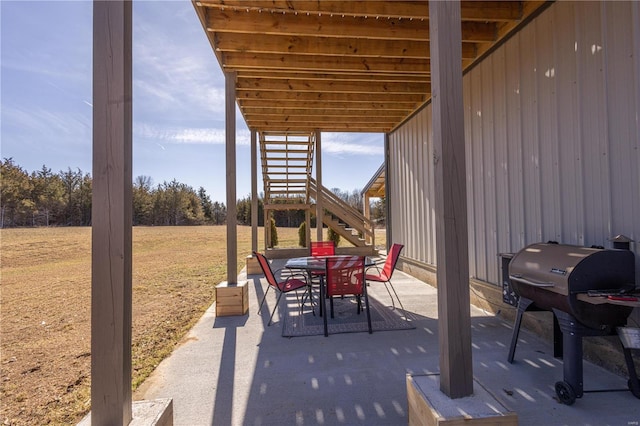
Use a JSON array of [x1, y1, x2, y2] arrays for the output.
[[509, 274, 555, 288]]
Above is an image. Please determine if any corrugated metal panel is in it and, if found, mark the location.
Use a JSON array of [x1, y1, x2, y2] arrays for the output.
[[388, 106, 438, 266], [389, 1, 640, 286]]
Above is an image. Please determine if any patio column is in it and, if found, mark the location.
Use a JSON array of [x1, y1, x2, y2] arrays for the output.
[[384, 133, 392, 251], [251, 130, 258, 253], [91, 0, 132, 423], [429, 0, 473, 398], [225, 71, 237, 283], [315, 130, 323, 242]]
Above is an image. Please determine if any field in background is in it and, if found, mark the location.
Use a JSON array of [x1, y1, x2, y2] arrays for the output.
[[1, 225, 385, 424]]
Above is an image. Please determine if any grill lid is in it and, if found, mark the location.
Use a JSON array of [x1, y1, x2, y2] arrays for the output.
[[509, 242, 635, 296]]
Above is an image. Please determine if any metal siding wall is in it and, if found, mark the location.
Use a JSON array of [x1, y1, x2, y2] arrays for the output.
[[577, 2, 612, 245], [493, 47, 511, 268], [482, 58, 498, 284], [408, 119, 418, 259], [604, 2, 640, 241], [519, 20, 543, 245], [505, 36, 526, 251], [555, 2, 584, 246], [425, 107, 436, 265], [464, 77, 476, 278], [414, 112, 423, 261], [536, 10, 562, 244], [388, 107, 437, 266], [389, 1, 640, 285]]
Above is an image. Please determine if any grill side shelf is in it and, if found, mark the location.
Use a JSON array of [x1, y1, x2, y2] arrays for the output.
[[576, 293, 640, 307]]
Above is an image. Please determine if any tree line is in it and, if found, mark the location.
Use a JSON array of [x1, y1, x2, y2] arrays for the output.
[[0, 158, 224, 228], [1, 158, 385, 229]]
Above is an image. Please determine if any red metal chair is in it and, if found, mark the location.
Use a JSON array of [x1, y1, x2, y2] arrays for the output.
[[308, 241, 336, 314], [325, 256, 372, 334], [365, 243, 405, 312], [253, 251, 309, 325], [310, 241, 335, 276], [311, 241, 335, 256]]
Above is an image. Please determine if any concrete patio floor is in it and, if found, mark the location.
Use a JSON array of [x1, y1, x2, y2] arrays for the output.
[[135, 259, 640, 425]]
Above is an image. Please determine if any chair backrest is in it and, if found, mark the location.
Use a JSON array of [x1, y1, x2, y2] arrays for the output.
[[253, 251, 278, 287], [311, 241, 335, 257], [325, 256, 365, 297], [382, 243, 404, 278]]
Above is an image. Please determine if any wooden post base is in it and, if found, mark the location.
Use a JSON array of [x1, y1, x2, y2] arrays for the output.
[[79, 398, 173, 426], [407, 374, 517, 426], [215, 280, 249, 316], [246, 255, 262, 275]]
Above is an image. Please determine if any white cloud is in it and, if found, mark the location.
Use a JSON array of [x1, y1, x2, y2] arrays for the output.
[[135, 124, 250, 146], [132, 4, 226, 119], [3, 105, 90, 140], [322, 133, 384, 156]]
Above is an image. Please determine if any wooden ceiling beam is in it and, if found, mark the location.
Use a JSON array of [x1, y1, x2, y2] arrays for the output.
[[239, 99, 419, 111], [192, 1, 550, 136], [242, 108, 408, 117], [252, 116, 402, 125], [206, 9, 498, 43], [215, 32, 478, 60], [199, 1, 523, 22], [236, 78, 430, 95], [253, 115, 399, 124], [237, 90, 427, 103], [237, 70, 429, 83], [253, 124, 393, 132], [223, 52, 430, 74]]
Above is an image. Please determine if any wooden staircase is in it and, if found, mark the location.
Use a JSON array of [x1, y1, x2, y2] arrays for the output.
[[258, 131, 375, 254], [308, 178, 375, 250]]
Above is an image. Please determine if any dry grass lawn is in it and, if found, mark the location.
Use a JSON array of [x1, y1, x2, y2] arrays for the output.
[[0, 226, 298, 425], [0, 225, 385, 425]]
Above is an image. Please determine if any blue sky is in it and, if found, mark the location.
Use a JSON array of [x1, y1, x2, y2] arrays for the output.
[[1, 0, 384, 203]]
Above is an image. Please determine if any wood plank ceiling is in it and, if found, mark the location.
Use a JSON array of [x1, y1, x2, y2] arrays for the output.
[[193, 1, 549, 134]]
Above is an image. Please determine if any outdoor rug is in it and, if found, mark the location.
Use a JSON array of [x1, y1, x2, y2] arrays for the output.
[[281, 293, 416, 337]]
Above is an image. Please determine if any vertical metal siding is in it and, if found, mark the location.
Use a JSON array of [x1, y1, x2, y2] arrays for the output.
[[577, 2, 612, 245], [388, 106, 438, 266], [463, 77, 476, 276], [389, 1, 640, 285], [492, 47, 511, 264], [505, 37, 526, 251], [554, 2, 584, 246]]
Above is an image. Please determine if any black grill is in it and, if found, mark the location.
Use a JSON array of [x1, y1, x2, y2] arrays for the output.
[[505, 242, 639, 404]]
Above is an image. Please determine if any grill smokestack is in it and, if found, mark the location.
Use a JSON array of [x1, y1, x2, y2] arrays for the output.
[[610, 234, 634, 251]]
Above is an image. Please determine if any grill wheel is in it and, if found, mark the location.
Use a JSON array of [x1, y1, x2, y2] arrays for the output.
[[629, 379, 640, 399], [555, 381, 577, 405]]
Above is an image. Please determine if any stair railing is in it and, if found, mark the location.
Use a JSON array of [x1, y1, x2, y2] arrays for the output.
[[308, 178, 375, 247]]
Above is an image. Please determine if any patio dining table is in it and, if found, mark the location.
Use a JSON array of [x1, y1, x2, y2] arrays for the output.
[[285, 255, 375, 336]]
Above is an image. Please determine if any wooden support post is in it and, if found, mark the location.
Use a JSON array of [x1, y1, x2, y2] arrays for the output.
[[246, 129, 260, 273], [315, 130, 323, 242], [264, 208, 270, 249], [429, 0, 473, 398], [384, 133, 392, 251], [225, 71, 237, 284], [305, 209, 311, 249], [251, 130, 258, 253], [91, 0, 133, 423]]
